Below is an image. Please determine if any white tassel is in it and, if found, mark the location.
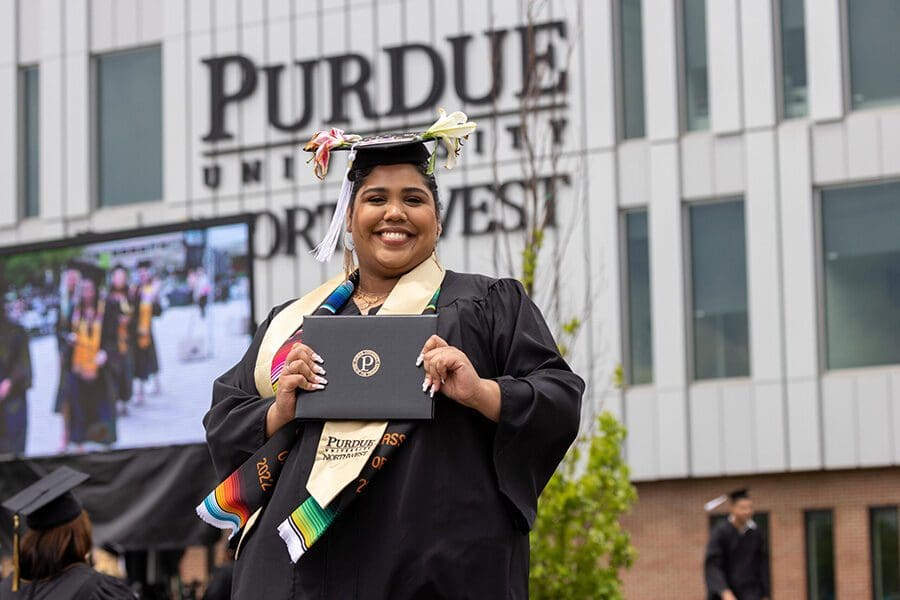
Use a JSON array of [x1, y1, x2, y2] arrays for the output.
[[313, 146, 357, 263]]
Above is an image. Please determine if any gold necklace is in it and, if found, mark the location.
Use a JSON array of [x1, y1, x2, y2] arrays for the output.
[[354, 288, 389, 311]]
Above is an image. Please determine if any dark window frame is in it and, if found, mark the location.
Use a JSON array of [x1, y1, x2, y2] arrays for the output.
[[619, 208, 653, 386], [804, 509, 836, 600], [869, 505, 900, 600], [18, 64, 40, 220]]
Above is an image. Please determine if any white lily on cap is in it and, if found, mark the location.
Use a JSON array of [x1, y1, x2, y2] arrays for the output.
[[424, 108, 477, 172]]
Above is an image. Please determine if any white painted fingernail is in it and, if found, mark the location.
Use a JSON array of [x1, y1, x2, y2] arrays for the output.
[[314, 365, 326, 375], [313, 384, 325, 390], [313, 353, 324, 363], [415, 354, 424, 367], [422, 378, 430, 392], [315, 376, 328, 385], [429, 387, 435, 398]]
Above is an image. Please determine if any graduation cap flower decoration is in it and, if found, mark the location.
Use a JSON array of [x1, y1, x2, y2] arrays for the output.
[[303, 108, 477, 263]]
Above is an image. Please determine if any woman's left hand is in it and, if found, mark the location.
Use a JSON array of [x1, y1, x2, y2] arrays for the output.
[[418, 335, 500, 422]]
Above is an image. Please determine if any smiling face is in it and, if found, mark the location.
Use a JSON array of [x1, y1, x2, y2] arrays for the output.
[[348, 163, 441, 281]]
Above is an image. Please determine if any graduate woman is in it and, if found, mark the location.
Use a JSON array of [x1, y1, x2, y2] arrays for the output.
[[199, 111, 584, 599], [0, 467, 134, 599]]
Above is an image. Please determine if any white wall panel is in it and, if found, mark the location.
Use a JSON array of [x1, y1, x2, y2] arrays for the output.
[[777, 121, 818, 379], [0, 64, 16, 226], [707, 0, 742, 134], [617, 140, 650, 207], [722, 382, 754, 473], [681, 133, 714, 199], [648, 142, 686, 389], [739, 0, 776, 128], [689, 384, 722, 476], [0, 0, 15, 65], [17, 218, 64, 242], [139, 0, 163, 43], [657, 390, 689, 477], [745, 130, 783, 381], [786, 379, 821, 470], [17, 0, 39, 63], [38, 58, 63, 218], [811, 121, 847, 185], [90, 0, 115, 52], [805, 0, 843, 122], [753, 381, 787, 471], [581, 0, 615, 148], [585, 151, 620, 402], [821, 375, 856, 468], [63, 54, 90, 217], [39, 0, 62, 59], [214, 0, 239, 33], [712, 134, 744, 196], [65, 0, 89, 55], [881, 112, 900, 177], [642, 0, 679, 140], [856, 372, 892, 467], [163, 35, 189, 204], [845, 112, 881, 181], [115, 0, 140, 48], [625, 387, 658, 480], [188, 0, 212, 34], [188, 32, 215, 206], [162, 0, 186, 37]]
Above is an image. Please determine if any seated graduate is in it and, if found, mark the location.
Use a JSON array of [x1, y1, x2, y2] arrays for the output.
[[198, 110, 585, 599], [0, 467, 134, 600]]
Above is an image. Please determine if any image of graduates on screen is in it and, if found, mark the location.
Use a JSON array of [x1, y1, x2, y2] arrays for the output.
[[0, 222, 252, 458]]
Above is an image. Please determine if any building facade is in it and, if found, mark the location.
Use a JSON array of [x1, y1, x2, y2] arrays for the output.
[[2, 0, 900, 598]]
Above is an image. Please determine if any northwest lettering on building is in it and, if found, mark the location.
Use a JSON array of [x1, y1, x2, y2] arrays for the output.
[[200, 19, 572, 253]]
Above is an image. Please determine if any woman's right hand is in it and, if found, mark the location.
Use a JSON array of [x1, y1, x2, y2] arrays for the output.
[[266, 342, 326, 436]]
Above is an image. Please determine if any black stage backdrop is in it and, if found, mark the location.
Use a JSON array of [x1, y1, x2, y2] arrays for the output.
[[0, 444, 219, 553]]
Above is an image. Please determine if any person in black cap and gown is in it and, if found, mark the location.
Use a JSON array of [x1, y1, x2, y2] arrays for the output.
[[0, 466, 134, 599], [705, 489, 770, 600], [0, 305, 32, 455], [200, 114, 583, 599], [131, 261, 161, 404], [65, 264, 116, 448]]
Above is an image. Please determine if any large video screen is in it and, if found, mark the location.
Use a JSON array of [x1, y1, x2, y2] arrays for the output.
[[0, 216, 254, 458]]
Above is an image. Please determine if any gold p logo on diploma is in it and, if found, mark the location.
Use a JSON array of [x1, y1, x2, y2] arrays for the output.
[[352, 350, 381, 377]]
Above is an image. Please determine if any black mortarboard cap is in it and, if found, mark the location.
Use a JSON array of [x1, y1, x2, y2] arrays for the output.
[[70, 261, 106, 288], [2, 467, 89, 591], [3, 466, 89, 530], [344, 136, 432, 173], [729, 488, 750, 502]]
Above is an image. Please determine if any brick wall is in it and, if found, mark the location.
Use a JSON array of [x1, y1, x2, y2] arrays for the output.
[[621, 467, 900, 599]]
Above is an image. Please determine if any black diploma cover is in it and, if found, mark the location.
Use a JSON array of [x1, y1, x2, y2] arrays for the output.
[[297, 314, 437, 420]]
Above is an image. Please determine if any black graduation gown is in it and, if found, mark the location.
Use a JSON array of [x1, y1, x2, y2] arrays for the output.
[[204, 271, 584, 599], [704, 519, 770, 600], [0, 564, 134, 600]]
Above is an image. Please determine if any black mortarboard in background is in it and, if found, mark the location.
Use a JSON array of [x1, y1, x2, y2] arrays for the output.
[[729, 488, 750, 502], [2, 467, 90, 590], [344, 137, 432, 174]]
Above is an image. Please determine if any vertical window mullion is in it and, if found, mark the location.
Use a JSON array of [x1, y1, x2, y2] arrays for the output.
[[779, 0, 808, 119], [620, 0, 645, 139], [682, 0, 709, 131], [624, 209, 653, 385], [805, 510, 836, 600], [96, 46, 163, 207], [689, 199, 750, 380]]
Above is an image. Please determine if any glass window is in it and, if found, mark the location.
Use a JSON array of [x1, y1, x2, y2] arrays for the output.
[[821, 182, 900, 370], [779, 0, 807, 118], [682, 0, 709, 131], [689, 199, 749, 380], [96, 46, 162, 207], [848, 0, 900, 110], [620, 0, 645, 139], [624, 210, 652, 384], [21, 66, 39, 218], [871, 507, 900, 600], [805, 510, 835, 600]]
